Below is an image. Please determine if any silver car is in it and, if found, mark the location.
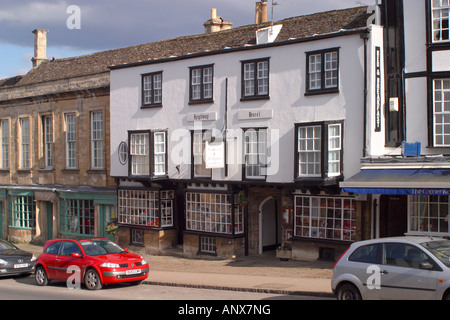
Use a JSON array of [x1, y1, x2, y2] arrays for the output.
[[332, 236, 450, 300]]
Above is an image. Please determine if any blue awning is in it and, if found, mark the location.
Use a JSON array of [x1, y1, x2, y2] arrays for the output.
[[340, 169, 450, 195]]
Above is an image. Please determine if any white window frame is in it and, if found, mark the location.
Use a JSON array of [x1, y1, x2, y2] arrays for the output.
[[91, 111, 104, 169], [432, 0, 450, 42], [142, 72, 163, 106], [306, 49, 339, 93], [294, 195, 356, 241], [324, 51, 338, 89], [43, 116, 53, 168], [19, 118, 30, 169], [130, 132, 150, 176], [244, 128, 267, 180], [118, 189, 174, 228], [242, 59, 269, 98], [409, 195, 450, 236], [298, 125, 322, 177], [65, 113, 77, 169], [433, 79, 450, 146], [308, 54, 322, 90], [328, 124, 342, 177], [0, 119, 9, 169], [153, 131, 167, 176], [192, 131, 212, 178], [190, 65, 213, 102]]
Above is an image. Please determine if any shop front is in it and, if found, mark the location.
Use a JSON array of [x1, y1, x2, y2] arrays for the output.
[[341, 168, 450, 239], [116, 187, 177, 255], [292, 193, 361, 261], [183, 188, 246, 259]]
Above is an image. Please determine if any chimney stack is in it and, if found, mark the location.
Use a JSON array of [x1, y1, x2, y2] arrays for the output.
[[255, 0, 268, 24], [204, 8, 233, 34], [32, 29, 49, 68]]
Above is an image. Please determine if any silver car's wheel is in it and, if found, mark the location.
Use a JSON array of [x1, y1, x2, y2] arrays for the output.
[[35, 266, 49, 286], [84, 268, 102, 290], [337, 283, 362, 300]]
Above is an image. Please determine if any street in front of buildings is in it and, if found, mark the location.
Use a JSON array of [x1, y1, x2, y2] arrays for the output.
[[0, 276, 332, 301]]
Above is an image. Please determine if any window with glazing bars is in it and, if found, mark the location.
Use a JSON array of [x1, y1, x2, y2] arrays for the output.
[[432, 0, 450, 42], [61, 199, 95, 235], [10, 196, 35, 229], [65, 114, 77, 169], [91, 112, 103, 169], [142, 72, 162, 106], [242, 59, 269, 99], [20, 118, 30, 169], [43, 116, 53, 168], [190, 65, 213, 102], [1, 119, 9, 169]]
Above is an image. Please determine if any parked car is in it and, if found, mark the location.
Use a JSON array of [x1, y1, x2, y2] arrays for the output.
[[0, 239, 36, 277], [332, 236, 450, 300], [35, 238, 149, 290]]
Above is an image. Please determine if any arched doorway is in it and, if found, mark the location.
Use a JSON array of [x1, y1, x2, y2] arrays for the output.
[[259, 197, 281, 254]]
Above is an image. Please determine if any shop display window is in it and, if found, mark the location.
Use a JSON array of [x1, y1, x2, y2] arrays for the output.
[[186, 192, 244, 235], [118, 189, 174, 228], [294, 195, 356, 241]]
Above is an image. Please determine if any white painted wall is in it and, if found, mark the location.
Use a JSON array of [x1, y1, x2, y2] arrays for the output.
[[110, 33, 366, 183]]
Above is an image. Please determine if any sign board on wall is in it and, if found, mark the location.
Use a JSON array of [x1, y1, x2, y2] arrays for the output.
[[205, 141, 225, 169], [375, 46, 382, 132]]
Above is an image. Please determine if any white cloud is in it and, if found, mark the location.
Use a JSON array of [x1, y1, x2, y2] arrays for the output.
[[0, 1, 68, 24]]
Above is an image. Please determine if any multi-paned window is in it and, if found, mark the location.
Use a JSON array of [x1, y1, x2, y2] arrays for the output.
[[185, 192, 244, 235], [131, 229, 145, 245], [294, 195, 356, 241], [432, 0, 450, 42], [244, 128, 267, 180], [130, 132, 150, 175], [65, 114, 77, 169], [433, 79, 450, 146], [296, 122, 343, 179], [43, 116, 53, 168], [199, 236, 216, 255], [306, 49, 339, 94], [409, 195, 450, 235], [242, 58, 269, 99], [142, 72, 163, 107], [10, 195, 35, 229], [192, 131, 212, 178], [190, 65, 213, 103], [129, 130, 168, 177], [91, 111, 103, 169], [19, 118, 30, 169], [61, 199, 94, 236], [118, 189, 174, 227], [0, 119, 9, 169]]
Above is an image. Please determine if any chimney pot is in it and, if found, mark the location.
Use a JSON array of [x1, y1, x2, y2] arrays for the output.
[[32, 29, 49, 68], [211, 8, 217, 20], [204, 9, 232, 34], [255, 1, 268, 24]]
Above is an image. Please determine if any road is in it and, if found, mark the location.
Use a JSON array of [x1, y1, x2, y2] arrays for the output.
[[0, 275, 332, 300]]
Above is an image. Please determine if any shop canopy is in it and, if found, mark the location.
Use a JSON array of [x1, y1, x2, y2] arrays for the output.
[[340, 169, 450, 196]]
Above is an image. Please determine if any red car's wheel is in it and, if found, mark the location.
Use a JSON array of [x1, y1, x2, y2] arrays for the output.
[[84, 268, 102, 290], [35, 266, 49, 286]]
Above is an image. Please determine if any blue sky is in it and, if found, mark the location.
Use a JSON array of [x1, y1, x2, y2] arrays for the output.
[[0, 0, 370, 80]]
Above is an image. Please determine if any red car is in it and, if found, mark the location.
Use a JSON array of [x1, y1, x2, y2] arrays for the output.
[[35, 238, 149, 290]]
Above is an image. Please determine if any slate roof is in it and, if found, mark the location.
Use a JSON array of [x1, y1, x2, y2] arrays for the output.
[[0, 6, 369, 89]]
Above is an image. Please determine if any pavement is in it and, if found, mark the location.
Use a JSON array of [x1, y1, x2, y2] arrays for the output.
[[16, 243, 335, 298]]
